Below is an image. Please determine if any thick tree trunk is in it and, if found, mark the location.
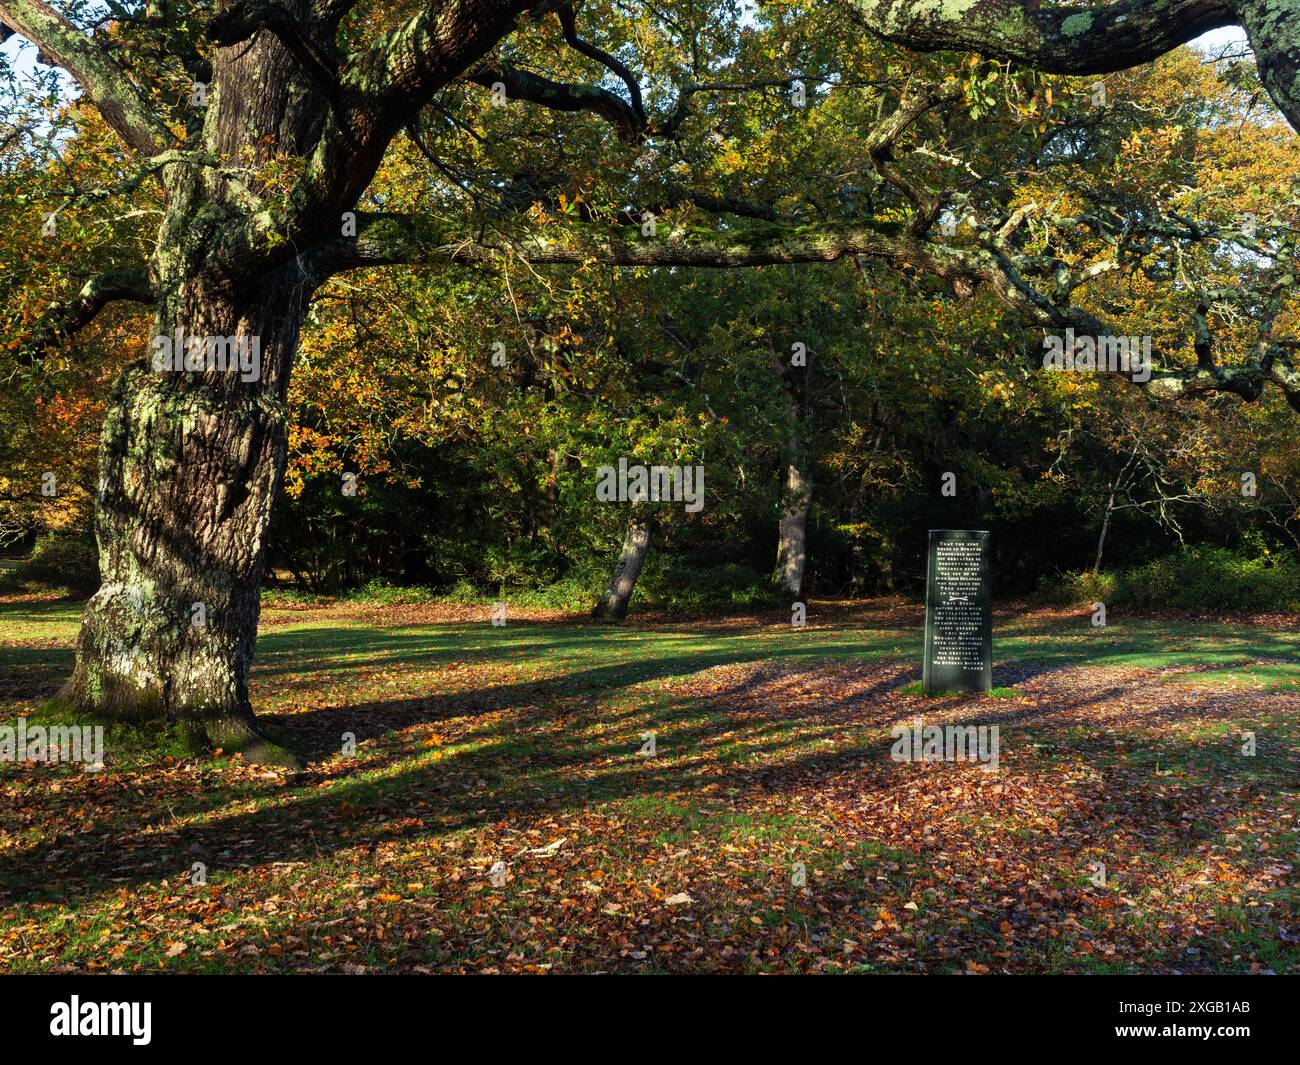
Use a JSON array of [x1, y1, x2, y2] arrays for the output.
[[17, 0, 549, 766], [54, 266, 314, 765], [775, 459, 812, 598], [591, 508, 651, 620]]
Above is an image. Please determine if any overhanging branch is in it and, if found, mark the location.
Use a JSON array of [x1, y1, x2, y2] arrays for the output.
[[465, 60, 644, 141], [556, 3, 644, 127], [15, 267, 155, 364], [0, 0, 169, 156], [852, 0, 1237, 75], [318, 209, 1300, 416], [320, 211, 968, 272]]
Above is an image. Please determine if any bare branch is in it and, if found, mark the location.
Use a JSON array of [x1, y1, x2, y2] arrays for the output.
[[864, 80, 963, 234], [656, 79, 804, 138], [556, 3, 644, 125]]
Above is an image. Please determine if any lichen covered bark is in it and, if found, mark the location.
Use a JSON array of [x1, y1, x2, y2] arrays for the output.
[[853, 1, 1240, 80], [57, 268, 314, 766], [51, 10, 326, 763], [1238, 0, 1300, 129]]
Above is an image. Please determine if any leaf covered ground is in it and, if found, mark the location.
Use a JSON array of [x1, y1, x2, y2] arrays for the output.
[[1, 596, 1297, 973]]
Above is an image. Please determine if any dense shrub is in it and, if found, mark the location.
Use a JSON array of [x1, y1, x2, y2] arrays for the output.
[[373, 561, 781, 615], [343, 578, 438, 605], [634, 559, 784, 614], [14, 533, 99, 593], [1040, 547, 1300, 613], [502, 575, 604, 611]]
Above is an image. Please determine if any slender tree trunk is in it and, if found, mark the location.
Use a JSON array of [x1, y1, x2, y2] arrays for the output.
[[775, 459, 812, 598], [55, 265, 315, 765], [1093, 490, 1115, 575], [1093, 451, 1138, 576], [878, 532, 896, 593], [591, 508, 651, 620]]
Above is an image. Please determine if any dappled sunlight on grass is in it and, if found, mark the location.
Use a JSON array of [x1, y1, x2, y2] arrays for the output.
[[1, 595, 1297, 972]]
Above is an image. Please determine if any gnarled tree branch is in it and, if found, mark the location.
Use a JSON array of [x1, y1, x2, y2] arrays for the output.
[[319, 208, 1300, 414], [556, 3, 645, 126], [852, 0, 1237, 76], [465, 59, 644, 141], [319, 210, 958, 271], [254, 0, 536, 252], [851, 1, 1300, 134], [0, 0, 170, 155]]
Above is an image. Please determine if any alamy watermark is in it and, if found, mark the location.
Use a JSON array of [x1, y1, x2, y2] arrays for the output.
[[1042, 329, 1151, 383], [890, 718, 1000, 772], [595, 458, 705, 513], [50, 997, 151, 1045], [0, 717, 104, 771], [151, 329, 261, 383]]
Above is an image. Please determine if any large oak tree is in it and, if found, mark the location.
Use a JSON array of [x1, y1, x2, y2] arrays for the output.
[[4, 0, 1298, 762]]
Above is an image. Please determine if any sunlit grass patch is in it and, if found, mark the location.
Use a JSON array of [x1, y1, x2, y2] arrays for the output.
[[1, 593, 1297, 973]]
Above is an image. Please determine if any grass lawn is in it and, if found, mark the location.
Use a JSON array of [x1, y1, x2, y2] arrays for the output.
[[1, 595, 1297, 973]]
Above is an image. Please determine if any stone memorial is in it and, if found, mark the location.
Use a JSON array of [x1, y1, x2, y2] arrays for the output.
[[923, 530, 992, 694]]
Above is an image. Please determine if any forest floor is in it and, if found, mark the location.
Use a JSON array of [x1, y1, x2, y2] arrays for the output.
[[1, 594, 1297, 973]]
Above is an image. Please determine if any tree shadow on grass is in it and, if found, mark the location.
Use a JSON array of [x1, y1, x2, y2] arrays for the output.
[[3, 602, 1296, 975], [1, 647, 1293, 923], [254, 650, 920, 761], [0, 646, 76, 707], [63, 711, 1293, 973]]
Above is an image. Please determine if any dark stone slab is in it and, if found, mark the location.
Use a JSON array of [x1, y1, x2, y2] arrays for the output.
[[923, 530, 992, 694]]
